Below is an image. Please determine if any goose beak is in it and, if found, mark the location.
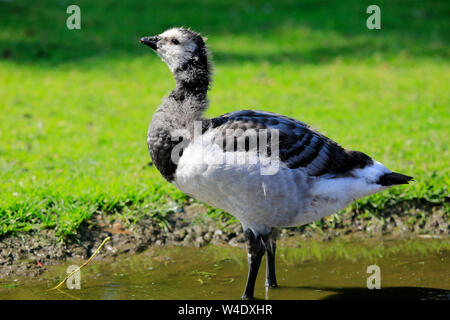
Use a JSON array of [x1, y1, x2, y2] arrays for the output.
[[140, 36, 160, 50]]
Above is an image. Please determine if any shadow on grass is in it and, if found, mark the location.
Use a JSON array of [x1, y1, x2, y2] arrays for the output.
[[0, 0, 448, 66]]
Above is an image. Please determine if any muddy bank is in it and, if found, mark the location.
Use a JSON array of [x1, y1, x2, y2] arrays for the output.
[[0, 200, 448, 278]]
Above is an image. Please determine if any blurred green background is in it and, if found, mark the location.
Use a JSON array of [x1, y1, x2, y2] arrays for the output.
[[0, 0, 448, 237]]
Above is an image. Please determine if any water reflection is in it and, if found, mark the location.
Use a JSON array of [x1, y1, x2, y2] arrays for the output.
[[1, 238, 448, 300]]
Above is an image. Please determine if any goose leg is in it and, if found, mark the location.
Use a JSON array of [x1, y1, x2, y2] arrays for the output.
[[263, 229, 278, 288], [242, 229, 265, 300]]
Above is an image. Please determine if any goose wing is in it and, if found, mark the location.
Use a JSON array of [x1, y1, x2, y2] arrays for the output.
[[205, 110, 373, 177]]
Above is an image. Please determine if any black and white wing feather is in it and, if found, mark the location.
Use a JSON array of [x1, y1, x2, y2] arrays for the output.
[[205, 110, 373, 177]]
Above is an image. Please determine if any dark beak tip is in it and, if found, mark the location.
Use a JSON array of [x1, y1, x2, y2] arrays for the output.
[[139, 36, 158, 50]]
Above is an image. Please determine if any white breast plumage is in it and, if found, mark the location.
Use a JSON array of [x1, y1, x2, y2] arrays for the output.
[[173, 131, 389, 234]]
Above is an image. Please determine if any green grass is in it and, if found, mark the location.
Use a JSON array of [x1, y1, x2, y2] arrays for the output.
[[0, 0, 448, 238]]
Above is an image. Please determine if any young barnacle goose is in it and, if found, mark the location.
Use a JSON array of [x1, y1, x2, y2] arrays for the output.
[[140, 28, 413, 300]]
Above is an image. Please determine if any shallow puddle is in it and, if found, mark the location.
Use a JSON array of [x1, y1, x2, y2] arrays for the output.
[[1, 237, 449, 300]]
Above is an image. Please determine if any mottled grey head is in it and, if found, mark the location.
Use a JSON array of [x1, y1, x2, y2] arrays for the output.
[[140, 28, 208, 73]]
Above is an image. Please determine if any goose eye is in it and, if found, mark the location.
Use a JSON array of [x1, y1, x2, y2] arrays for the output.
[[171, 38, 180, 45]]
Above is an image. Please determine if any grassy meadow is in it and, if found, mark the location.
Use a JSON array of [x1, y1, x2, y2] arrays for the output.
[[0, 0, 448, 238]]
